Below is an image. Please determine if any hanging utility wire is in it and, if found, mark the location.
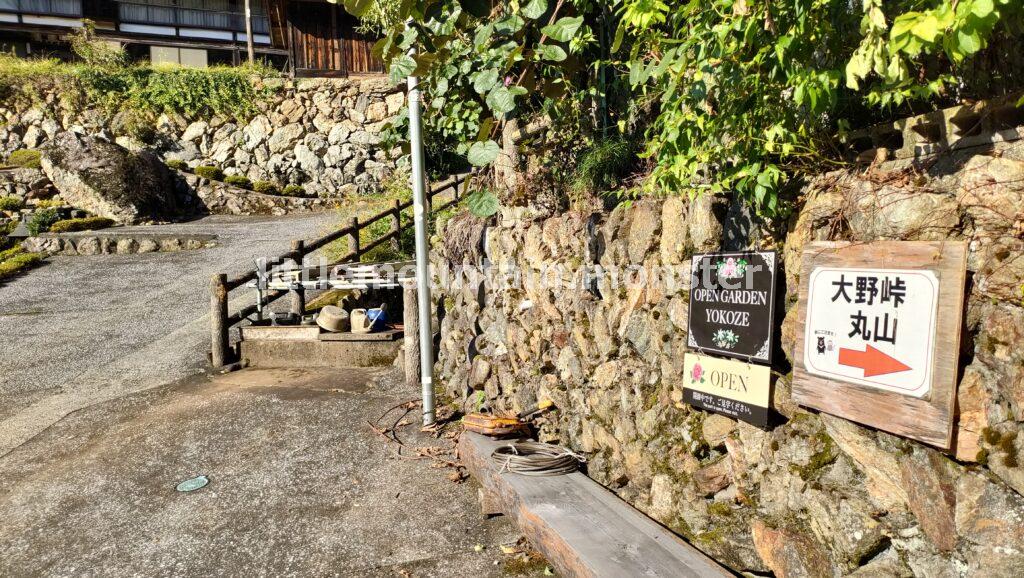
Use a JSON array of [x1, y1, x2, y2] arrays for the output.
[[490, 441, 585, 476]]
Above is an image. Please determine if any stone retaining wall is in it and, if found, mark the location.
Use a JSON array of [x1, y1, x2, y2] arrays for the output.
[[181, 174, 334, 216], [0, 77, 402, 198], [24, 232, 216, 255], [432, 141, 1024, 576], [2, 161, 334, 225]]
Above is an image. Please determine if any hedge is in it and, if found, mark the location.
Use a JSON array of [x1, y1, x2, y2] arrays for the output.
[[48, 216, 115, 233]]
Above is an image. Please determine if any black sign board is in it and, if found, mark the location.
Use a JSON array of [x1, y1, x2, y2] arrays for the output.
[[688, 251, 777, 364]]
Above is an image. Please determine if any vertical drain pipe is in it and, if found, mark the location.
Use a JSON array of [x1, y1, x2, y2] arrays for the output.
[[407, 47, 436, 426]]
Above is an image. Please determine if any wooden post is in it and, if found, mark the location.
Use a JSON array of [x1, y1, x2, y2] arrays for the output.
[[244, 0, 255, 64], [346, 216, 360, 261], [402, 279, 420, 389], [390, 199, 401, 253], [210, 273, 229, 369], [289, 239, 305, 317]]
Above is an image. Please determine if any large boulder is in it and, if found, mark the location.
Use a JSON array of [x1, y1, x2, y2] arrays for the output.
[[40, 133, 179, 224]]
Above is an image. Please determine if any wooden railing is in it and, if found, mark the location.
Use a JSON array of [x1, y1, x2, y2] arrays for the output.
[[209, 172, 471, 368]]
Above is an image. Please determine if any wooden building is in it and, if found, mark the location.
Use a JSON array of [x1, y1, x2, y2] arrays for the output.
[[269, 0, 381, 77], [0, 0, 382, 76]]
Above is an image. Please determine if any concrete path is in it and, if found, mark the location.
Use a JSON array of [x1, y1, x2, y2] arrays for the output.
[[0, 367, 538, 576], [0, 213, 337, 456]]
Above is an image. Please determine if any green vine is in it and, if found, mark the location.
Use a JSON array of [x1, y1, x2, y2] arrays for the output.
[[0, 56, 272, 123], [339, 0, 1023, 217]]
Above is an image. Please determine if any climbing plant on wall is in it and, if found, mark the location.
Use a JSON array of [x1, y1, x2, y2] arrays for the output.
[[847, 0, 1021, 105], [339, 0, 1023, 217], [336, 0, 601, 165]]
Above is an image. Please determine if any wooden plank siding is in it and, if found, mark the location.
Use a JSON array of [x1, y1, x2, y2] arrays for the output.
[[283, 0, 383, 77]]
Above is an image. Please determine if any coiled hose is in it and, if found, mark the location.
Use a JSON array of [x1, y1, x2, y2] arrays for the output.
[[490, 441, 584, 476]]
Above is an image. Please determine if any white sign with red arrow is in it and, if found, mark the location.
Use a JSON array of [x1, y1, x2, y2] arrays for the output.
[[803, 267, 939, 398]]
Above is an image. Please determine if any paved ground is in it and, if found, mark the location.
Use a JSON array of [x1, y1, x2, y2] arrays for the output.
[[0, 367, 539, 577], [0, 213, 337, 456]]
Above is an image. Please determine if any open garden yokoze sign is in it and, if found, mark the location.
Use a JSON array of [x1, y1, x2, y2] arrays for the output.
[[684, 251, 777, 429], [688, 251, 777, 364]]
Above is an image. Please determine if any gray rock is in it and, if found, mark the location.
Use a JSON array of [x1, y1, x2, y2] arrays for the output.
[[22, 125, 43, 148], [304, 133, 328, 155], [181, 121, 209, 142], [349, 131, 378, 146], [687, 193, 724, 251], [267, 124, 304, 154], [137, 238, 159, 253], [165, 142, 200, 163], [294, 144, 324, 173], [40, 133, 179, 225], [242, 116, 271, 149], [328, 123, 351, 145], [40, 118, 61, 139], [75, 237, 100, 255], [115, 238, 139, 254]]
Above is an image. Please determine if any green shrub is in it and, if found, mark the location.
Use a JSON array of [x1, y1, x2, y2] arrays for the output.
[[0, 52, 274, 122], [70, 21, 129, 68], [7, 149, 41, 169], [194, 165, 224, 181], [115, 109, 157, 144], [48, 216, 114, 233], [571, 138, 636, 198], [34, 199, 63, 210], [253, 180, 280, 195], [225, 175, 253, 189], [0, 195, 24, 211], [282, 184, 306, 197], [0, 249, 44, 280], [0, 245, 22, 261], [165, 159, 188, 171], [27, 208, 60, 235]]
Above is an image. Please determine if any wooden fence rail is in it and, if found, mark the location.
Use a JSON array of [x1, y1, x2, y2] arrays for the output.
[[209, 172, 471, 368]]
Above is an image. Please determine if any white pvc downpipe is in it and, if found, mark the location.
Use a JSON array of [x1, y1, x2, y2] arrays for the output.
[[407, 52, 436, 426]]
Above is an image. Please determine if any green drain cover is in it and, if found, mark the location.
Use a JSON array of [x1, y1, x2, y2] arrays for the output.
[[175, 475, 209, 492]]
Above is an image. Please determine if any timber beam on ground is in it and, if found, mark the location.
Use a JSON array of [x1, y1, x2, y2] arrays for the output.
[[458, 432, 732, 578]]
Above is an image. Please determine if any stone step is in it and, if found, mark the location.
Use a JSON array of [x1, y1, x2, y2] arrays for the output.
[[239, 332, 401, 369]]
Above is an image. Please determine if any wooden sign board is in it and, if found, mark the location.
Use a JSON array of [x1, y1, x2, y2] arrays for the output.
[[683, 352, 771, 428], [688, 251, 777, 364], [793, 241, 967, 448]]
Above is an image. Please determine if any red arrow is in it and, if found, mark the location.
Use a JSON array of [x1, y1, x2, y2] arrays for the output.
[[838, 345, 912, 377]]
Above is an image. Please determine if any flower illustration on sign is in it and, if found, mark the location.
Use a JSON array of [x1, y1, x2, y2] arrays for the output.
[[713, 329, 740, 349], [691, 363, 705, 384], [716, 257, 748, 279]]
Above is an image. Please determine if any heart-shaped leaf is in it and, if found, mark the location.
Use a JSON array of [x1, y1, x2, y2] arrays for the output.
[[542, 16, 583, 42], [495, 14, 525, 35], [467, 140, 501, 166], [486, 86, 516, 115], [537, 43, 567, 62], [522, 0, 548, 19], [472, 68, 500, 94], [466, 188, 500, 217], [341, 0, 373, 18], [388, 54, 417, 84]]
